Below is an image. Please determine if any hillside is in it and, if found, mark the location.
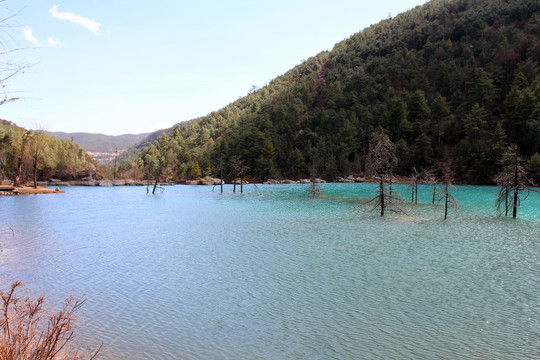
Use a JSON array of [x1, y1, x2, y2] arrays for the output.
[[1, 120, 97, 183], [119, 0, 540, 184]]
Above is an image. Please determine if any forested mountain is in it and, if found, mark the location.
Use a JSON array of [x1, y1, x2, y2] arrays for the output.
[[119, 0, 540, 184], [0, 120, 96, 183]]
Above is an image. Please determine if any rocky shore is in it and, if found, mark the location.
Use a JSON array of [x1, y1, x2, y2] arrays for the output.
[[2, 174, 409, 194], [38, 175, 369, 187]]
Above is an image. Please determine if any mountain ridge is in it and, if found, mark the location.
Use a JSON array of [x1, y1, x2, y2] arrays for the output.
[[118, 0, 540, 184]]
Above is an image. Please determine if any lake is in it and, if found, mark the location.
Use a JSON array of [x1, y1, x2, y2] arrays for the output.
[[0, 184, 538, 359]]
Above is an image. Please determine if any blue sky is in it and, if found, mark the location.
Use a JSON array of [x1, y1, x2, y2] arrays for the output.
[[2, 0, 428, 135]]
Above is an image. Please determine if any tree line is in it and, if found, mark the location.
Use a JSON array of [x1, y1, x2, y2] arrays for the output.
[[0, 120, 96, 186]]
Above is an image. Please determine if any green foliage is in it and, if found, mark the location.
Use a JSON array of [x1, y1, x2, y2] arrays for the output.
[[120, 0, 540, 184], [0, 120, 96, 182], [190, 161, 202, 179]]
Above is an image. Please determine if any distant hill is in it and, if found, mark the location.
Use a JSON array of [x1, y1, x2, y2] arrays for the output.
[[47, 131, 150, 153]]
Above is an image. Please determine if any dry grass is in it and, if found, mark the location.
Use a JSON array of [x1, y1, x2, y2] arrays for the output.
[[1, 281, 101, 360]]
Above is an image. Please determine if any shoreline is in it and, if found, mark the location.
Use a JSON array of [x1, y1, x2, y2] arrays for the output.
[[0, 185, 65, 196]]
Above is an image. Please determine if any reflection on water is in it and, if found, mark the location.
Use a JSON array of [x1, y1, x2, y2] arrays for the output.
[[0, 184, 539, 359]]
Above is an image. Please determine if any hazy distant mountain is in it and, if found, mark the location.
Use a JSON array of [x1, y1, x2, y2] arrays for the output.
[[47, 131, 151, 163], [47, 131, 149, 153]]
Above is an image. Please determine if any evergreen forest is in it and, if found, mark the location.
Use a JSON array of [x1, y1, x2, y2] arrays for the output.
[[50, 0, 540, 185]]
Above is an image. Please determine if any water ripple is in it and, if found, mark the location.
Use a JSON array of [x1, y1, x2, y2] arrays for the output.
[[0, 184, 538, 359]]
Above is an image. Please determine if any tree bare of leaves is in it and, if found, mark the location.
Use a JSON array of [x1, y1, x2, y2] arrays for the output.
[[424, 169, 438, 204], [1, 281, 102, 360], [408, 167, 420, 204], [214, 156, 225, 193], [0, 3, 30, 107], [309, 161, 324, 197], [28, 129, 47, 189], [231, 157, 248, 193], [141, 134, 176, 194], [310, 179, 324, 197], [365, 127, 405, 216], [494, 144, 534, 218], [434, 165, 459, 220]]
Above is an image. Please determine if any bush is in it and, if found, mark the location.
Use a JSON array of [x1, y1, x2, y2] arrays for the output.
[[0, 281, 101, 360]]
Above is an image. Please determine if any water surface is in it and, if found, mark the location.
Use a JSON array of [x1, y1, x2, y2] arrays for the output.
[[0, 184, 538, 359]]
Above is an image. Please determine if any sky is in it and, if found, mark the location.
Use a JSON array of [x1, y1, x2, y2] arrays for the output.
[[1, 0, 428, 135]]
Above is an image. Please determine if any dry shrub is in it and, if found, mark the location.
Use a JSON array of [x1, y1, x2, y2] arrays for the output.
[[0, 281, 101, 360]]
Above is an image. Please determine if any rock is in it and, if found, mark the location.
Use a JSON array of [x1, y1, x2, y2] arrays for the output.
[[299, 179, 311, 184], [125, 179, 144, 186], [281, 179, 298, 184], [112, 180, 126, 186], [1, 180, 13, 185], [185, 180, 200, 185], [265, 179, 278, 184], [99, 180, 113, 187]]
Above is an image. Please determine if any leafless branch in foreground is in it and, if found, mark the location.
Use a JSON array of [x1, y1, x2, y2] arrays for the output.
[[1, 281, 102, 360]]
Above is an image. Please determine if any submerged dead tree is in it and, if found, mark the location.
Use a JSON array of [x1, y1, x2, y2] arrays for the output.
[[494, 144, 533, 218], [365, 128, 405, 216], [434, 165, 459, 220], [230, 156, 249, 193], [425, 169, 438, 204], [408, 167, 421, 204]]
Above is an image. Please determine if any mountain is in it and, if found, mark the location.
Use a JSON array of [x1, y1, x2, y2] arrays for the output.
[[47, 131, 150, 163], [47, 131, 149, 152], [119, 0, 540, 184]]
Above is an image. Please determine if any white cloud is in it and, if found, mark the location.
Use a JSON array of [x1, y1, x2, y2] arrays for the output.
[[49, 4, 101, 36], [23, 26, 41, 46], [47, 37, 65, 47]]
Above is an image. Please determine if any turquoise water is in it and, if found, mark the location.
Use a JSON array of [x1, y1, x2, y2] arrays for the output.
[[0, 184, 538, 359]]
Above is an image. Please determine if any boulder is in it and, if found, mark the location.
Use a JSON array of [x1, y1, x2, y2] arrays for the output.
[[125, 179, 144, 186], [98, 179, 113, 187], [299, 179, 311, 184], [281, 179, 298, 184], [112, 180, 126, 186]]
